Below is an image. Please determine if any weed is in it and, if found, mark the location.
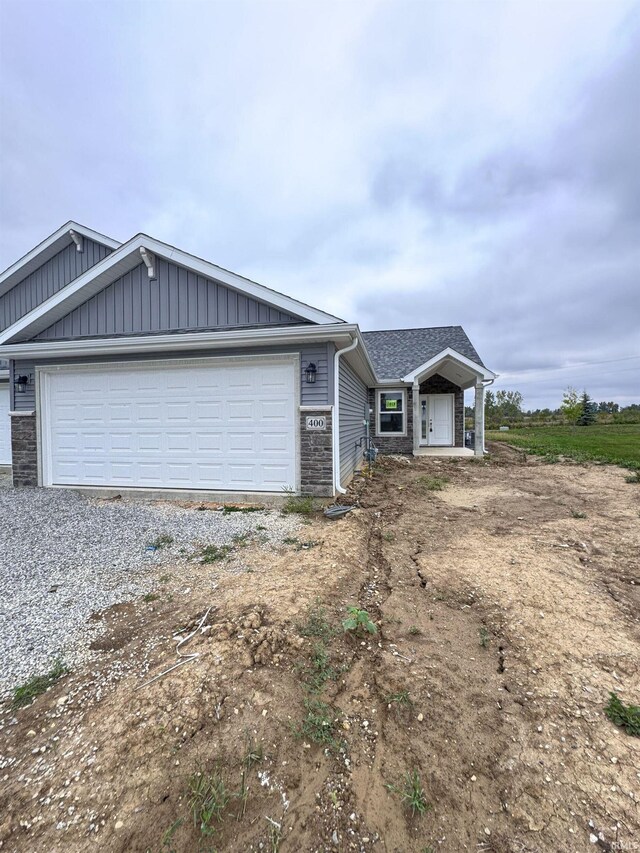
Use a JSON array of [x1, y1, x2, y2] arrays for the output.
[[302, 642, 338, 693], [385, 690, 412, 707], [343, 606, 377, 635], [243, 735, 264, 768], [382, 531, 395, 542], [188, 767, 230, 838], [541, 453, 560, 464], [222, 505, 262, 513], [605, 691, 640, 736], [255, 524, 267, 531], [159, 572, 172, 583], [12, 659, 68, 709], [200, 544, 233, 563], [625, 471, 640, 484], [266, 817, 282, 852], [298, 698, 337, 746], [282, 487, 314, 515], [408, 625, 422, 636], [385, 770, 430, 817], [297, 600, 335, 642], [159, 817, 184, 852], [232, 533, 250, 548], [143, 592, 160, 603], [479, 627, 490, 648], [283, 536, 299, 545], [148, 533, 174, 550], [571, 510, 587, 519], [416, 476, 449, 491]]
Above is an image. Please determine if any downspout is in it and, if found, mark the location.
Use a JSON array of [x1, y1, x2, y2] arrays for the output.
[[333, 335, 359, 494]]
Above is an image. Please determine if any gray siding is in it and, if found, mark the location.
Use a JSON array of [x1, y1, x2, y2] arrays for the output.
[[0, 239, 111, 332], [10, 343, 332, 412], [339, 359, 368, 484], [35, 258, 302, 340]]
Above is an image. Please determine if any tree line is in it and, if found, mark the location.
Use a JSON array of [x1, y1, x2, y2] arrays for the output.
[[465, 388, 640, 429]]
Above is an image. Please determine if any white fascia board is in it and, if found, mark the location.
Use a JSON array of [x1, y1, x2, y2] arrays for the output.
[[401, 348, 496, 383], [0, 324, 359, 359], [0, 222, 121, 298], [0, 234, 343, 344]]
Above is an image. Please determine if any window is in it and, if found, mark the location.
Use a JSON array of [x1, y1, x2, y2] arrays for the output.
[[377, 389, 406, 435]]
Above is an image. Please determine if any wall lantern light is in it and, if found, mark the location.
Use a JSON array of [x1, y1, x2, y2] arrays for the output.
[[14, 374, 30, 394], [304, 362, 317, 384]]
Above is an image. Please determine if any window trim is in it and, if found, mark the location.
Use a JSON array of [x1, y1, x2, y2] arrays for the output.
[[376, 388, 407, 436]]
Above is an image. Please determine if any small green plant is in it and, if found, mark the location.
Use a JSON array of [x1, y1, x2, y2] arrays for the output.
[[148, 533, 174, 550], [266, 817, 282, 852], [302, 642, 338, 693], [255, 524, 267, 531], [188, 767, 231, 838], [416, 476, 449, 491], [143, 592, 159, 603], [624, 471, 640, 484], [222, 505, 262, 513], [605, 692, 640, 736], [298, 698, 337, 746], [283, 536, 299, 545], [479, 627, 490, 648], [297, 600, 335, 642], [385, 690, 412, 707], [385, 770, 430, 817], [282, 487, 314, 515], [571, 510, 587, 519], [243, 735, 264, 769], [232, 533, 250, 548], [200, 544, 233, 563], [343, 606, 377, 635], [542, 453, 560, 464], [159, 572, 172, 583], [159, 817, 184, 852], [12, 659, 68, 709], [382, 531, 395, 542], [408, 625, 422, 636]]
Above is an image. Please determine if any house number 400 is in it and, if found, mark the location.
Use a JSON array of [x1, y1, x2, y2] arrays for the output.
[[306, 416, 327, 430]]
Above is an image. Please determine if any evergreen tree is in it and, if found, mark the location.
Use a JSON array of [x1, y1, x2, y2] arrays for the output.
[[577, 391, 597, 426]]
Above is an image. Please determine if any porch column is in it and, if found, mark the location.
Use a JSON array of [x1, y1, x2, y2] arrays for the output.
[[413, 380, 420, 454], [474, 382, 485, 457]]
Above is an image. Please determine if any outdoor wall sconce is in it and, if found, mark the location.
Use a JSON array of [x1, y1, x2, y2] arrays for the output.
[[14, 374, 31, 394], [304, 362, 317, 384]]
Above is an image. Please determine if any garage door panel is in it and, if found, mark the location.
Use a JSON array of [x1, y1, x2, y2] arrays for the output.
[[44, 360, 297, 492]]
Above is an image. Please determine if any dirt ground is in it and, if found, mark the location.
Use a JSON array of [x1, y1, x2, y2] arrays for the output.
[[1, 444, 639, 853]]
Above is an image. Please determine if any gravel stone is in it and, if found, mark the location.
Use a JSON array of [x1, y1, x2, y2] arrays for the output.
[[0, 487, 300, 697]]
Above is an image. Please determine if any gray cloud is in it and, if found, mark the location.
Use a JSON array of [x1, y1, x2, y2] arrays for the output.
[[0, 0, 638, 409]]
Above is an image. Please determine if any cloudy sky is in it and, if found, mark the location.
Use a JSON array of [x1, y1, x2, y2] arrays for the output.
[[1, 0, 638, 408]]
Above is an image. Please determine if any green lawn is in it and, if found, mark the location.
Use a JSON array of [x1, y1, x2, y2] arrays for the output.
[[486, 424, 640, 469]]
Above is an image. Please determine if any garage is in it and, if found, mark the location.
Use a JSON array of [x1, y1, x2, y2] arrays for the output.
[[39, 357, 298, 492], [0, 384, 10, 465]]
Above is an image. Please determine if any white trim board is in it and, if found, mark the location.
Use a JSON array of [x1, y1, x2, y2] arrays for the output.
[[402, 347, 496, 384], [0, 222, 121, 299], [0, 234, 343, 344]]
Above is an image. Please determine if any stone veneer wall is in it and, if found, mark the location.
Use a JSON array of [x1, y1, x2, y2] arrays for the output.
[[11, 413, 38, 487], [368, 387, 414, 454], [419, 374, 464, 447], [300, 409, 334, 497]]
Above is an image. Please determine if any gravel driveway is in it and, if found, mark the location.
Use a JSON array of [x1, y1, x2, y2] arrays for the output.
[[0, 487, 299, 698]]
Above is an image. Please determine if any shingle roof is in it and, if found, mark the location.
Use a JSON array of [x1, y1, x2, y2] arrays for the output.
[[361, 326, 485, 379]]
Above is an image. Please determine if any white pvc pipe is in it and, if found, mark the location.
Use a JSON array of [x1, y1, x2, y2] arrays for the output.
[[333, 336, 359, 494]]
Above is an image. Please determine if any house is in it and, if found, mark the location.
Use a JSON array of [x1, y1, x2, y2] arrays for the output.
[[0, 223, 495, 497]]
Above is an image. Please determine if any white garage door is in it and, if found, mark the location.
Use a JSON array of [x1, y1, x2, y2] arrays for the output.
[[0, 385, 10, 465], [41, 358, 297, 492]]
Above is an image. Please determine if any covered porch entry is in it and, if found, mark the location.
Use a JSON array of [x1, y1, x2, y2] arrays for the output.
[[402, 348, 496, 457]]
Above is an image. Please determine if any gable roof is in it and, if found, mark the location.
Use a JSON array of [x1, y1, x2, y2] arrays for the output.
[[0, 233, 344, 344], [362, 326, 485, 379], [0, 222, 121, 300]]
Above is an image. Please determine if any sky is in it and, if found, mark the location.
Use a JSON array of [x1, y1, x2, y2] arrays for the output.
[[0, 0, 639, 409]]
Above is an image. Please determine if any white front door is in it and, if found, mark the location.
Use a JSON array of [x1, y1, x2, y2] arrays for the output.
[[0, 384, 10, 464], [40, 357, 298, 492], [420, 394, 454, 446]]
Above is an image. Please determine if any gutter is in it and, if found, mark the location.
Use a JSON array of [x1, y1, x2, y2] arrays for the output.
[[332, 335, 359, 495]]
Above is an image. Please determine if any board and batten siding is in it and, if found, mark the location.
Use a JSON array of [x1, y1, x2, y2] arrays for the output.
[[35, 259, 302, 340], [0, 239, 112, 333], [10, 343, 333, 412], [338, 359, 368, 484]]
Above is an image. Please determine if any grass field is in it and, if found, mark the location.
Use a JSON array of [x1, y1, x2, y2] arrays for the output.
[[487, 424, 640, 469]]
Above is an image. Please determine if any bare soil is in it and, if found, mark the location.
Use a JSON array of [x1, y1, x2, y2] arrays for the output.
[[1, 445, 639, 852]]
